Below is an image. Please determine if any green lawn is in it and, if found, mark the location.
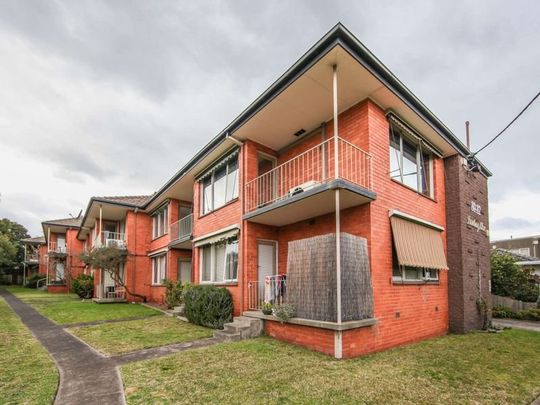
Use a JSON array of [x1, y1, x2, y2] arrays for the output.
[[122, 330, 540, 405], [69, 316, 213, 355], [0, 297, 58, 405], [6, 286, 160, 324]]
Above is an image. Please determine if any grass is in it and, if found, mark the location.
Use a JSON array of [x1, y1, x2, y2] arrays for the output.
[[122, 330, 540, 405], [0, 297, 58, 405], [69, 316, 213, 355], [6, 286, 160, 324]]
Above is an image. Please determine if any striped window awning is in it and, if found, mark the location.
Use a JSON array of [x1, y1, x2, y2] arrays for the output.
[[196, 148, 239, 182], [390, 214, 448, 270], [193, 226, 239, 247]]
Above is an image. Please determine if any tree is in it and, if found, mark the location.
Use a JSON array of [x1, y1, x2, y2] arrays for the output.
[[79, 246, 146, 302], [491, 251, 539, 302], [0, 218, 30, 277]]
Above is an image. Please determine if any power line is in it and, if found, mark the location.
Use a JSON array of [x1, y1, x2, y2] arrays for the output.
[[471, 89, 540, 157]]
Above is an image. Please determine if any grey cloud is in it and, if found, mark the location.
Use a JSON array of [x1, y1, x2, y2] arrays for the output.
[[0, 0, 539, 235], [492, 217, 540, 231]]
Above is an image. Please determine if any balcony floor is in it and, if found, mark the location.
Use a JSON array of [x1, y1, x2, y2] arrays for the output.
[[168, 236, 192, 250], [243, 179, 376, 226]]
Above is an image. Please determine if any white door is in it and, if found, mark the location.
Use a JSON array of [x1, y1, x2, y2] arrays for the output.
[[178, 259, 192, 284], [258, 241, 277, 302], [55, 262, 65, 281], [57, 235, 66, 253]]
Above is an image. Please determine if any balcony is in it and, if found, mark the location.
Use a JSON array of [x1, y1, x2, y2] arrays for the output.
[[48, 242, 67, 255], [94, 232, 127, 249], [248, 275, 287, 310], [169, 214, 193, 249], [244, 137, 376, 226], [25, 252, 39, 263]]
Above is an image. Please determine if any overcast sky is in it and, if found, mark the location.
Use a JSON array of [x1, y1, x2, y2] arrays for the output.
[[0, 1, 539, 239]]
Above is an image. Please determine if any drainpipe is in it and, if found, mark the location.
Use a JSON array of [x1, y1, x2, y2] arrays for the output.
[[46, 227, 50, 285], [333, 64, 343, 358]]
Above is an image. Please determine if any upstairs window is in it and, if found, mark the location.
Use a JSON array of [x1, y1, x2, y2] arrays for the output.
[[152, 205, 168, 239], [389, 123, 432, 197], [200, 152, 239, 215]]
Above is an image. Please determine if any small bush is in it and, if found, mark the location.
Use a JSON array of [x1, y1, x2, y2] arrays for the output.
[[272, 304, 296, 323], [163, 279, 185, 309], [492, 306, 540, 321], [184, 285, 233, 329], [71, 274, 94, 299], [25, 274, 44, 289]]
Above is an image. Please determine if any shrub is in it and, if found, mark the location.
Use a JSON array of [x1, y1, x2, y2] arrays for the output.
[[272, 303, 296, 323], [184, 285, 233, 329], [25, 274, 44, 289], [163, 279, 185, 309], [492, 306, 540, 321], [491, 251, 539, 302], [71, 274, 94, 299]]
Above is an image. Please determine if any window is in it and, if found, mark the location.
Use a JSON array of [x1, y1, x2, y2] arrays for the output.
[[151, 254, 167, 285], [389, 124, 432, 196], [201, 156, 239, 215], [510, 247, 531, 256], [392, 255, 439, 282], [152, 205, 168, 239], [200, 237, 238, 283]]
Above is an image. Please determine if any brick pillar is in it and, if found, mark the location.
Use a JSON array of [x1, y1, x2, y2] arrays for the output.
[[444, 155, 491, 333]]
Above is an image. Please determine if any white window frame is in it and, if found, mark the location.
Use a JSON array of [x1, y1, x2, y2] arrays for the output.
[[389, 124, 433, 198], [151, 254, 167, 285], [199, 238, 238, 284], [200, 157, 239, 215], [392, 265, 439, 283], [152, 205, 169, 239]]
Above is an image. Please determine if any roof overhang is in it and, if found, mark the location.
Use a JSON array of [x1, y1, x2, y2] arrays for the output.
[[143, 22, 491, 209], [77, 198, 138, 240]]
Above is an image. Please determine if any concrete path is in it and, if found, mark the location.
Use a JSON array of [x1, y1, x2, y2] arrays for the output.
[[493, 318, 540, 332], [0, 289, 125, 405], [112, 337, 219, 365]]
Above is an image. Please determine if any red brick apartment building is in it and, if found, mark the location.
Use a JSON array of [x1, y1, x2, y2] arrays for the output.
[[31, 24, 492, 358]]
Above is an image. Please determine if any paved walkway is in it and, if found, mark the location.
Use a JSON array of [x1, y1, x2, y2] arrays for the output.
[[493, 318, 540, 332], [0, 289, 126, 405], [112, 337, 219, 365]]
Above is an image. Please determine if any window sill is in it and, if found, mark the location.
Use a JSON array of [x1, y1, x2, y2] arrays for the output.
[[150, 284, 166, 287], [390, 178, 437, 203], [151, 233, 169, 242], [199, 281, 238, 287], [198, 198, 239, 219], [392, 279, 440, 286]]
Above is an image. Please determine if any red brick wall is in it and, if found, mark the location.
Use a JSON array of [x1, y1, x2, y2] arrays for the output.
[[241, 99, 448, 358], [265, 320, 335, 356]]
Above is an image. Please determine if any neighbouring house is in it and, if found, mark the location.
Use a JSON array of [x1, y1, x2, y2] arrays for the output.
[[20, 236, 46, 283], [41, 217, 84, 293], [492, 247, 540, 278], [492, 235, 540, 259], [33, 23, 492, 358]]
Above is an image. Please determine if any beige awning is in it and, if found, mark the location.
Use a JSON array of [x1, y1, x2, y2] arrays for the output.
[[390, 215, 448, 270], [193, 226, 239, 247]]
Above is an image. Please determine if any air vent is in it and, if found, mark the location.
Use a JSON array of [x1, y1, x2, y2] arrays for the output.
[[293, 129, 306, 137]]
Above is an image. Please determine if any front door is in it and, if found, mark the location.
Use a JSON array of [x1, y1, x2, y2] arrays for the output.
[[178, 259, 192, 284], [56, 235, 66, 253], [257, 241, 277, 302]]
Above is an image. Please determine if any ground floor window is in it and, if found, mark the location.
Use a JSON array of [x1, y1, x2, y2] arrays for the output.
[[151, 254, 167, 285], [200, 237, 238, 283], [392, 263, 439, 282]]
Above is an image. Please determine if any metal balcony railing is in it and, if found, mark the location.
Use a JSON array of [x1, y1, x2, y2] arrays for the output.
[[94, 232, 127, 249], [48, 242, 67, 254], [244, 137, 372, 213], [25, 253, 39, 262], [247, 275, 287, 310], [170, 214, 193, 242]]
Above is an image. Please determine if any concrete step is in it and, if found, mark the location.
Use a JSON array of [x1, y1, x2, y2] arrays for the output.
[[216, 316, 264, 342], [213, 330, 242, 342]]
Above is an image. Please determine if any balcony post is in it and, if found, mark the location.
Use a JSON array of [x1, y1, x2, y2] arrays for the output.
[[99, 205, 103, 245], [333, 64, 342, 325]]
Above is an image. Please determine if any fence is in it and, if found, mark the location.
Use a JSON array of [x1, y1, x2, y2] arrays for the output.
[[491, 294, 537, 311]]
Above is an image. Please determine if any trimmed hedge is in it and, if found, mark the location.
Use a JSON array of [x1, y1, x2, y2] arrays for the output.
[[184, 284, 233, 329], [71, 274, 94, 299], [493, 306, 540, 321], [25, 274, 44, 289]]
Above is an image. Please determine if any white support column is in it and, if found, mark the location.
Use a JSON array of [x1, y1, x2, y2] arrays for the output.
[[333, 64, 342, 326], [23, 245, 27, 286], [334, 330, 343, 359], [99, 205, 103, 246]]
